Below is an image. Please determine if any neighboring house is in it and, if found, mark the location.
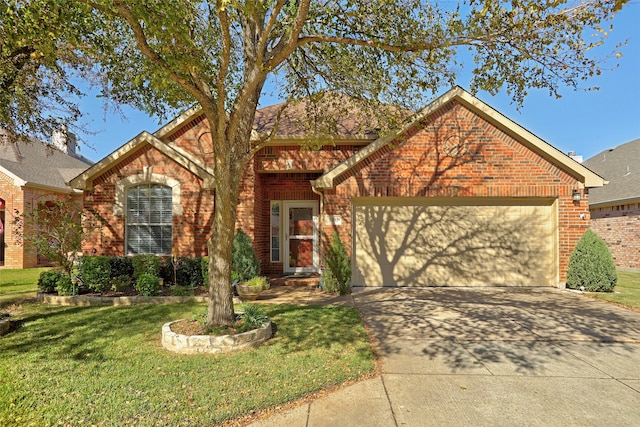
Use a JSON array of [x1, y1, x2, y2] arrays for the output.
[[583, 138, 640, 269], [0, 130, 93, 268], [69, 87, 605, 287]]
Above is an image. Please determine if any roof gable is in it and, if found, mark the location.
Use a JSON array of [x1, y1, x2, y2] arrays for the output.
[[583, 138, 640, 207], [312, 87, 606, 190], [68, 131, 214, 190], [0, 139, 93, 192]]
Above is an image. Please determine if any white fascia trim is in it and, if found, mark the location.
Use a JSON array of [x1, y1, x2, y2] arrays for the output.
[[153, 105, 202, 138], [453, 90, 606, 188], [0, 166, 27, 187], [312, 87, 606, 190], [311, 89, 457, 190], [69, 131, 214, 190]]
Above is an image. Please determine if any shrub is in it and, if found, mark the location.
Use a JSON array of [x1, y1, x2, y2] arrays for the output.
[[238, 304, 269, 332], [110, 275, 131, 292], [55, 276, 74, 296], [132, 255, 161, 280], [38, 271, 61, 293], [232, 229, 260, 282], [320, 267, 338, 293], [201, 256, 209, 287], [109, 256, 133, 279], [134, 273, 160, 296], [79, 256, 111, 292], [245, 276, 269, 290], [567, 229, 617, 292], [176, 257, 203, 287], [326, 232, 352, 295]]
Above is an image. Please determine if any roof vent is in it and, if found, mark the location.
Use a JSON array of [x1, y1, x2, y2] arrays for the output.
[[624, 165, 631, 177]]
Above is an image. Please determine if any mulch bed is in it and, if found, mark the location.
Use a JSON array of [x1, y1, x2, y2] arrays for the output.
[[170, 316, 247, 336]]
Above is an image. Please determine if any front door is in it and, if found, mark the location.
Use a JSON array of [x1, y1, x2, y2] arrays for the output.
[[284, 201, 318, 273]]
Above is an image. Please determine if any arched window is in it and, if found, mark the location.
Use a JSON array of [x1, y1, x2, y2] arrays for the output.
[[126, 184, 172, 255]]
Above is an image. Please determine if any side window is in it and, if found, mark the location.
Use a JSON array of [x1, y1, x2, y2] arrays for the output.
[[271, 201, 281, 262], [126, 184, 172, 255]]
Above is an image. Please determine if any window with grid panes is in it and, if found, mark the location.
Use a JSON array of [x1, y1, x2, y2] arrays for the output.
[[126, 184, 172, 255]]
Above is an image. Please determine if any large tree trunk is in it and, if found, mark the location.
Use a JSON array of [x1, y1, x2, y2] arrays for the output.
[[205, 146, 243, 326], [203, 81, 263, 327]]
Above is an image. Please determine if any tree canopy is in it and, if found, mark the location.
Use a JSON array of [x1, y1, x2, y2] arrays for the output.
[[0, 0, 628, 325]]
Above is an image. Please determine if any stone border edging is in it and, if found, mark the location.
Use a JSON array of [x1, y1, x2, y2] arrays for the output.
[[37, 293, 215, 306], [0, 318, 10, 336], [161, 318, 272, 354]]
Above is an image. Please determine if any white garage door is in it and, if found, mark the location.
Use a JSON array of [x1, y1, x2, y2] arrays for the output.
[[352, 198, 557, 287]]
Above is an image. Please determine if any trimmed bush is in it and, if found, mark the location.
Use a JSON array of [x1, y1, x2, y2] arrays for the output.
[[132, 255, 161, 280], [109, 256, 134, 279], [567, 229, 617, 292], [134, 273, 160, 296], [201, 256, 209, 287], [326, 232, 352, 295], [38, 271, 61, 293], [79, 256, 111, 292], [56, 276, 74, 296], [232, 229, 260, 282], [176, 256, 203, 287]]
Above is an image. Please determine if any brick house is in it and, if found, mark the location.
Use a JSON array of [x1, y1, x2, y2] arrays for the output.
[[0, 131, 93, 268], [69, 87, 605, 287], [583, 138, 640, 269]]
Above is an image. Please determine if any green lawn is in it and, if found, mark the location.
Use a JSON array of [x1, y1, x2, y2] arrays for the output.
[[0, 268, 49, 308], [0, 298, 374, 426], [587, 270, 640, 311]]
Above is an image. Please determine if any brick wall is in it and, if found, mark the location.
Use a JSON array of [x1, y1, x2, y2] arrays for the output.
[[590, 203, 640, 269], [165, 114, 215, 169], [82, 144, 214, 257], [256, 144, 361, 172], [322, 101, 590, 284], [0, 171, 78, 268]]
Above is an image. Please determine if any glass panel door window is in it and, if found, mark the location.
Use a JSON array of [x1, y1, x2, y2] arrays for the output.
[[284, 201, 318, 273], [126, 184, 172, 255]]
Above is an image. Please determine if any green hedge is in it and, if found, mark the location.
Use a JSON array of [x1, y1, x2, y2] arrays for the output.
[[566, 229, 617, 292], [132, 255, 161, 280], [63, 254, 209, 294], [79, 256, 111, 292]]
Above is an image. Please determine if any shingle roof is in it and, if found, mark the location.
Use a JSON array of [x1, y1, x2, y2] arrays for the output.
[[156, 93, 409, 140], [582, 138, 640, 207], [253, 93, 405, 137], [0, 140, 93, 191]]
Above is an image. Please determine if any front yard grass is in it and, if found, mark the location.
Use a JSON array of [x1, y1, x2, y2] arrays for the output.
[[0, 268, 49, 307], [587, 270, 640, 312], [0, 301, 375, 426]]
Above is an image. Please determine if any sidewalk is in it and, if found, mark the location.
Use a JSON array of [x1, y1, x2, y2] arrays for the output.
[[248, 287, 640, 427]]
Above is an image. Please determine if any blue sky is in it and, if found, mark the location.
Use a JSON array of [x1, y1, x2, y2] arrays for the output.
[[76, 3, 640, 163]]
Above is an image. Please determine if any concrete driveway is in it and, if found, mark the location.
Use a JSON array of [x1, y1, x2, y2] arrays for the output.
[[250, 287, 640, 426]]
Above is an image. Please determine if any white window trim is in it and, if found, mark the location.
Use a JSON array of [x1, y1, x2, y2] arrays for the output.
[[113, 172, 182, 216]]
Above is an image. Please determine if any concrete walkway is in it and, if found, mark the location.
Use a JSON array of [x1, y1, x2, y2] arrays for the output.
[[249, 287, 640, 426]]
